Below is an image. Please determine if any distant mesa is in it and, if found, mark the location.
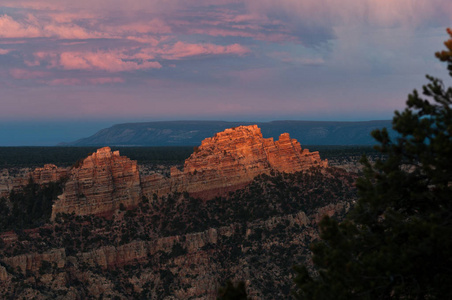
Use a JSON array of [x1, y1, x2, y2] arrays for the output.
[[63, 120, 396, 146], [51, 125, 328, 218]]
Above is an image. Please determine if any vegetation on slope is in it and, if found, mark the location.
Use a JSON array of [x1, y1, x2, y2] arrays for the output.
[[0, 167, 356, 299], [0, 167, 355, 256]]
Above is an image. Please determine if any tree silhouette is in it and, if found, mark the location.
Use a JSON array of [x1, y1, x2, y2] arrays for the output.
[[217, 280, 249, 300], [293, 29, 452, 299]]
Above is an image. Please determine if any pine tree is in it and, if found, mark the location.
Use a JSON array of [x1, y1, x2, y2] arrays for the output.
[[293, 29, 452, 299]]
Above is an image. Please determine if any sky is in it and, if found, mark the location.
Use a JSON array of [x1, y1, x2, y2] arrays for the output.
[[0, 0, 451, 145]]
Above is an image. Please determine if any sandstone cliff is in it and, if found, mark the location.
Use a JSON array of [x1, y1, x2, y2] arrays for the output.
[[142, 125, 327, 199], [52, 125, 327, 218], [51, 147, 142, 219]]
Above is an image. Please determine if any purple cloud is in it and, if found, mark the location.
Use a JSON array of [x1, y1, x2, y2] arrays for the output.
[[0, 0, 450, 128]]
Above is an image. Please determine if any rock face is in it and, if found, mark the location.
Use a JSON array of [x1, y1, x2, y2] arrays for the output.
[[51, 147, 142, 219], [142, 125, 327, 199], [52, 126, 327, 218]]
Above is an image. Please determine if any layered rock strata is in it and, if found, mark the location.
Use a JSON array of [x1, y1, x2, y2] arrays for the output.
[[142, 125, 327, 199], [52, 126, 327, 217], [51, 147, 142, 219]]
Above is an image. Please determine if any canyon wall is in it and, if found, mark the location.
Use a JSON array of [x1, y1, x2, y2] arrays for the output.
[[0, 202, 347, 299]]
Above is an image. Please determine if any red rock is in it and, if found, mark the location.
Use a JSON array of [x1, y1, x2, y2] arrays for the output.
[[142, 125, 327, 200], [52, 126, 327, 217]]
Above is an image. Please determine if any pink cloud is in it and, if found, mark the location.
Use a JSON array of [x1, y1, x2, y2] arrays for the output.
[[88, 77, 125, 84], [47, 78, 82, 86], [9, 68, 50, 79], [28, 41, 249, 74], [0, 14, 41, 38], [55, 51, 162, 72], [24, 50, 161, 72], [111, 19, 172, 35], [129, 51, 156, 60], [159, 42, 250, 60], [28, 52, 59, 68], [0, 48, 12, 55], [0, 14, 105, 39], [36, 76, 125, 86], [126, 36, 162, 46], [0, 40, 26, 44], [43, 23, 105, 39], [47, 12, 97, 23]]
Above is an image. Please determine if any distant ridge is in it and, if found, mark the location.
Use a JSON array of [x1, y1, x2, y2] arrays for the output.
[[64, 120, 396, 146]]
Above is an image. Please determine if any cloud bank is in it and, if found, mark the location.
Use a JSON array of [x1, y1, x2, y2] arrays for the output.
[[0, 0, 450, 123]]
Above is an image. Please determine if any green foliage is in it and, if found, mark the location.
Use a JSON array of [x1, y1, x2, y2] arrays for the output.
[[436, 28, 452, 76], [293, 29, 452, 299], [217, 280, 249, 300]]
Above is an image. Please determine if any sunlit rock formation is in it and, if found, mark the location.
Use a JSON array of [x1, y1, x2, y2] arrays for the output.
[[52, 125, 327, 218], [142, 125, 327, 199], [51, 147, 142, 219]]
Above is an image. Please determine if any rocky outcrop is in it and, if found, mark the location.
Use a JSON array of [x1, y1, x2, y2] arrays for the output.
[[51, 126, 327, 218], [142, 125, 327, 199], [29, 164, 68, 185], [0, 165, 67, 198], [51, 147, 142, 219]]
